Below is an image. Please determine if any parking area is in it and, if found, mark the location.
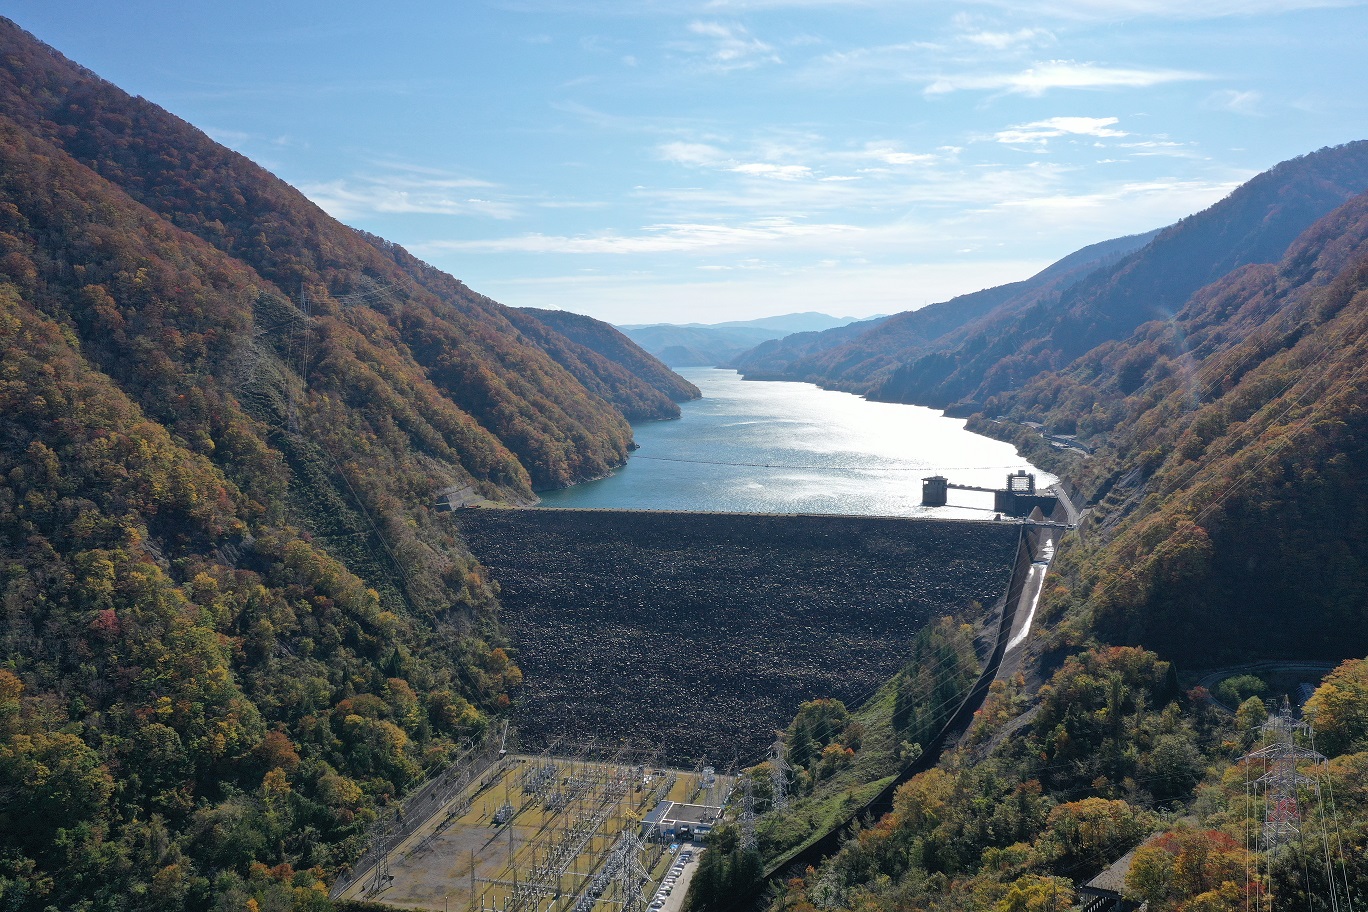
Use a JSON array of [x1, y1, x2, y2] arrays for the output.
[[648, 845, 700, 912]]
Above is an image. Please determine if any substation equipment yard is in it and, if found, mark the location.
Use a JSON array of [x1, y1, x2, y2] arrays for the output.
[[335, 743, 733, 912]]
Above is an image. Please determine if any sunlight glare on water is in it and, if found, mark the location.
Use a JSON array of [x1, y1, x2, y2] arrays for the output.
[[536, 368, 1056, 518]]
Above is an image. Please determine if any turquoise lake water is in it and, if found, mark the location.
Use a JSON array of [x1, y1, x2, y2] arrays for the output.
[[537, 368, 1054, 519]]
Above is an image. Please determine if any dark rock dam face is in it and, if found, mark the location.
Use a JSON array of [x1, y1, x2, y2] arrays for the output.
[[456, 509, 1021, 765]]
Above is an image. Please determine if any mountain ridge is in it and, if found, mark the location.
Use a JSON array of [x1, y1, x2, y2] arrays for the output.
[[876, 140, 1368, 410], [732, 229, 1161, 390], [0, 18, 698, 911], [619, 312, 879, 368]]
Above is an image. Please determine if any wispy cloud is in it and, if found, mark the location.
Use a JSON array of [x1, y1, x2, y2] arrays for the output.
[[298, 164, 518, 220], [994, 115, 1128, 145], [680, 20, 782, 70], [926, 60, 1207, 96], [658, 139, 818, 181], [417, 217, 860, 255], [806, 40, 945, 83], [960, 27, 1055, 50], [305, 181, 519, 219], [674, 0, 1362, 18], [1206, 89, 1264, 115], [1115, 138, 1201, 158], [656, 136, 944, 187], [658, 141, 731, 167], [730, 162, 814, 179]]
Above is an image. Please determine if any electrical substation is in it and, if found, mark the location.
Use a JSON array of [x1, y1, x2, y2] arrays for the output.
[[334, 736, 733, 912]]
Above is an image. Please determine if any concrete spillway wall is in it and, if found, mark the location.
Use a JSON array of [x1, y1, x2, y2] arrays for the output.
[[456, 508, 1021, 765]]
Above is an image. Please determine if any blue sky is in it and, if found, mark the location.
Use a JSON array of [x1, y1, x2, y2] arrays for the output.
[[7, 1, 1367, 324]]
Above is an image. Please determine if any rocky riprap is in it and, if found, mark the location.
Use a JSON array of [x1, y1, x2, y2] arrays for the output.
[[457, 509, 1020, 765]]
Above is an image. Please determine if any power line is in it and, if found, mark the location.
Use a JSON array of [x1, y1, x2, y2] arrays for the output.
[[1065, 298, 1368, 627]]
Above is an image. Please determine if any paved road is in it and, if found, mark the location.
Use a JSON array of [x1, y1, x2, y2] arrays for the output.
[[653, 846, 701, 912], [1193, 661, 1338, 712]]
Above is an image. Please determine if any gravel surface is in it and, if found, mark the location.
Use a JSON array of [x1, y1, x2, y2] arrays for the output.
[[457, 509, 1020, 765]]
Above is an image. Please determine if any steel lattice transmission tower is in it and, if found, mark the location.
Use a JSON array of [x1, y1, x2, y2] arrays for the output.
[[1245, 698, 1324, 852], [739, 777, 757, 851], [611, 829, 651, 912], [769, 738, 792, 813]]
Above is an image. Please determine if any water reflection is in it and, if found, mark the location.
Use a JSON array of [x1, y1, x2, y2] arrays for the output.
[[537, 368, 1055, 519]]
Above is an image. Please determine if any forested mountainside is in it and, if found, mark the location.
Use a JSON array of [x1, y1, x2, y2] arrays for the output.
[[980, 188, 1368, 664], [732, 230, 1158, 392], [514, 307, 701, 417], [0, 16, 682, 491], [875, 141, 1368, 410], [739, 644, 1368, 912], [0, 18, 693, 912], [694, 185, 1368, 912]]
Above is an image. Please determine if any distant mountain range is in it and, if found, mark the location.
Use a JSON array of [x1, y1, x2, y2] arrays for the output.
[[731, 231, 1159, 390], [619, 311, 882, 367]]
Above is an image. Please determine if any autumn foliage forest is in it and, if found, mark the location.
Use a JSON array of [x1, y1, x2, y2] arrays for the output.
[[689, 143, 1368, 912], [6, 7, 1368, 912], [981, 176, 1368, 664], [0, 17, 695, 912], [761, 648, 1368, 912]]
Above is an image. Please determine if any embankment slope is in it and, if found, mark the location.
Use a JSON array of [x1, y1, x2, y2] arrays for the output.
[[456, 509, 1021, 764]]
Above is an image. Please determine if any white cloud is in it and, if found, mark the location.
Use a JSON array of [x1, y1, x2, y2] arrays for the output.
[[299, 169, 516, 220], [683, 20, 782, 70], [729, 162, 814, 179], [882, 151, 938, 164], [991, 176, 1244, 219], [658, 141, 730, 167], [657, 141, 814, 179], [961, 27, 1055, 50], [1206, 89, 1264, 115], [926, 60, 1207, 96], [806, 40, 945, 83], [418, 217, 860, 255], [994, 115, 1129, 145]]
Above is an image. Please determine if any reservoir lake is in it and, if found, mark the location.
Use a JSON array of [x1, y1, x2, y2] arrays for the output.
[[537, 368, 1055, 519]]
